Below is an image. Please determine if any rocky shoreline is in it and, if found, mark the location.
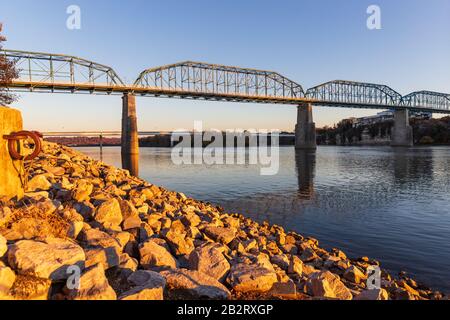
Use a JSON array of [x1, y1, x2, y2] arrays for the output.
[[0, 141, 447, 300]]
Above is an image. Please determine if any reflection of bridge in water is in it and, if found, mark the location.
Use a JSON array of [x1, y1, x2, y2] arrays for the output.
[[2, 49, 450, 175], [219, 147, 436, 228], [295, 150, 316, 200]]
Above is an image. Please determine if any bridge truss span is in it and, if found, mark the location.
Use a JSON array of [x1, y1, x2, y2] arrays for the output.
[[2, 49, 124, 92], [2, 48, 450, 113], [402, 91, 450, 113], [134, 61, 305, 103], [305, 80, 403, 109]]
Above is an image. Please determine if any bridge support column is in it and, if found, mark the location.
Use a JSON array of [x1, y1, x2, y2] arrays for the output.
[[391, 109, 413, 147], [121, 93, 139, 176], [295, 103, 317, 150]]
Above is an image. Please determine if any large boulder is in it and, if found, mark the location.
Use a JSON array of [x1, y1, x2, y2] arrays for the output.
[[0, 207, 13, 228], [180, 213, 201, 227], [305, 271, 353, 300], [120, 270, 166, 300], [343, 265, 367, 284], [188, 243, 230, 282], [161, 268, 230, 300], [287, 255, 303, 276], [67, 264, 117, 300], [118, 199, 139, 220], [78, 228, 121, 250], [119, 200, 142, 231], [93, 198, 123, 228], [270, 254, 290, 270], [300, 247, 320, 263], [26, 175, 52, 192], [355, 288, 389, 300], [8, 238, 85, 281], [42, 165, 65, 176], [164, 229, 194, 256], [71, 179, 94, 202], [84, 247, 120, 270], [268, 280, 297, 299], [139, 239, 178, 269], [127, 270, 166, 288], [227, 263, 278, 293], [203, 226, 235, 245], [119, 284, 164, 300], [117, 253, 138, 277], [0, 266, 16, 294], [8, 274, 51, 300]]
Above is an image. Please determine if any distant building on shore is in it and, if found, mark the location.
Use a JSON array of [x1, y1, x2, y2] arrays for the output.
[[351, 110, 432, 127]]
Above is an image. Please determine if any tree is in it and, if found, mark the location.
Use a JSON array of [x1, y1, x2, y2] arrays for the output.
[[0, 23, 18, 105]]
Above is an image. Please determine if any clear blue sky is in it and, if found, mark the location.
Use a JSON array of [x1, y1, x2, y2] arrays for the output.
[[2, 0, 449, 131]]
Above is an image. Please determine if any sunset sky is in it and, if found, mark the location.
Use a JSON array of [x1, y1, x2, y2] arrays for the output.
[[1, 0, 449, 132]]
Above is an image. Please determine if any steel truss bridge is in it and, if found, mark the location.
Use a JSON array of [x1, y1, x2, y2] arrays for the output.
[[1, 49, 449, 114]]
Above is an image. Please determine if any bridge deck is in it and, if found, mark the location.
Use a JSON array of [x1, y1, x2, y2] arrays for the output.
[[7, 80, 449, 114]]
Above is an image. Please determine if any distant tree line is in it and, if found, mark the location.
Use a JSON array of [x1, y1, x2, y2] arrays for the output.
[[317, 117, 450, 145], [411, 117, 450, 144]]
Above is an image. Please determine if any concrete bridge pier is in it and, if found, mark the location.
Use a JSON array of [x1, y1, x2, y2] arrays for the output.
[[391, 109, 413, 147], [121, 93, 139, 176], [295, 103, 317, 150]]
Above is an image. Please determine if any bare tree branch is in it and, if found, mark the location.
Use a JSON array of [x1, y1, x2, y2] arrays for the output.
[[0, 23, 19, 105]]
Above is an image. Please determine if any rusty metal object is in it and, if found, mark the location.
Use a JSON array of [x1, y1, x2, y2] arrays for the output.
[[3, 130, 42, 161]]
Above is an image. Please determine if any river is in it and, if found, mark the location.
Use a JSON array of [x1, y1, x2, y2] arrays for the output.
[[77, 145, 450, 293]]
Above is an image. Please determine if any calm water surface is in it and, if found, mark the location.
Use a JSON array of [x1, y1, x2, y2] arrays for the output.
[[77, 146, 450, 292]]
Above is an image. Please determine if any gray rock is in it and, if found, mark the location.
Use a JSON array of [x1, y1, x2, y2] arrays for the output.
[[0, 207, 13, 228], [0, 266, 16, 294], [118, 253, 138, 275], [139, 239, 178, 269], [227, 263, 278, 293], [203, 226, 235, 244], [43, 165, 65, 176], [118, 199, 139, 220], [8, 238, 85, 281], [84, 246, 121, 270], [0, 234, 7, 258], [355, 288, 389, 300], [343, 265, 367, 284], [270, 254, 290, 271], [71, 179, 93, 202], [300, 247, 320, 262], [26, 174, 52, 192], [268, 280, 297, 299], [287, 255, 303, 276], [122, 216, 142, 230], [127, 270, 166, 288], [180, 213, 201, 227], [305, 271, 353, 300], [119, 284, 164, 300], [188, 243, 230, 282], [164, 229, 194, 256], [9, 274, 51, 300], [68, 264, 117, 300], [79, 228, 122, 250], [93, 198, 123, 228], [161, 268, 230, 299]]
